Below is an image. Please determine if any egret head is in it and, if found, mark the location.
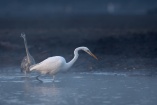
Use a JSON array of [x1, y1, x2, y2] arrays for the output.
[[82, 47, 98, 60], [21, 33, 26, 39]]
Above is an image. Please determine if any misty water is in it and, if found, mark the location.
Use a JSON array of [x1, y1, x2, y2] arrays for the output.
[[0, 67, 157, 105]]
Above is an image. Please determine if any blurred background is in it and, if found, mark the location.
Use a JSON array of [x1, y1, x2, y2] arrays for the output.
[[0, 0, 157, 73]]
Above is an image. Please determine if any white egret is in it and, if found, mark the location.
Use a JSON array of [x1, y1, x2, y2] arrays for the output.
[[21, 33, 35, 75], [30, 46, 97, 82]]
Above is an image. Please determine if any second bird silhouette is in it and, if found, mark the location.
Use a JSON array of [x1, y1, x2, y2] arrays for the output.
[[21, 33, 35, 76]]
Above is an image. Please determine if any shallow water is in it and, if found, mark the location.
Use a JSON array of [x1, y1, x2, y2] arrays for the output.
[[0, 67, 157, 105]]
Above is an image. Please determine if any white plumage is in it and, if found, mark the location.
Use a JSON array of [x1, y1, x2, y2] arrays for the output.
[[30, 56, 66, 75], [30, 46, 97, 82]]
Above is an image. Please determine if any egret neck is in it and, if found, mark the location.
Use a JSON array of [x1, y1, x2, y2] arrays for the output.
[[23, 37, 31, 62], [65, 47, 80, 70]]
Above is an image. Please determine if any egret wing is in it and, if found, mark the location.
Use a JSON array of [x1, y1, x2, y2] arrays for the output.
[[30, 56, 65, 75]]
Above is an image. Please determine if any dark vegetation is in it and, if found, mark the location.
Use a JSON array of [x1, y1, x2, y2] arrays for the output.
[[0, 15, 157, 73]]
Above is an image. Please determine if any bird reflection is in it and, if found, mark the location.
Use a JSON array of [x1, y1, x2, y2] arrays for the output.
[[23, 81, 60, 97]]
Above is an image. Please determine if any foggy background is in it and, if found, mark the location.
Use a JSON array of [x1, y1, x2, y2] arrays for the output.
[[0, 0, 157, 73], [1, 1, 157, 105], [0, 0, 157, 18]]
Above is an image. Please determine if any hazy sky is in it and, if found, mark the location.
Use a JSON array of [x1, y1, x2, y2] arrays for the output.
[[0, 0, 157, 18]]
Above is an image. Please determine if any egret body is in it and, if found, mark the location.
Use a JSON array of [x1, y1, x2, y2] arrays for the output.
[[21, 33, 35, 75], [30, 47, 97, 82]]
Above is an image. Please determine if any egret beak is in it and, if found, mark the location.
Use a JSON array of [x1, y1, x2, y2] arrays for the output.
[[87, 51, 98, 60]]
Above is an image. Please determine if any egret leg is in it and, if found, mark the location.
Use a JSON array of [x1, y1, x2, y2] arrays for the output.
[[52, 75, 55, 82], [25, 72, 30, 78], [24, 71, 27, 76], [36, 75, 43, 83], [24, 71, 29, 78], [24, 71, 30, 78], [27, 73, 30, 78]]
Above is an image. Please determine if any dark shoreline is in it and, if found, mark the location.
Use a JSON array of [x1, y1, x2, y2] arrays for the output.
[[0, 14, 157, 72]]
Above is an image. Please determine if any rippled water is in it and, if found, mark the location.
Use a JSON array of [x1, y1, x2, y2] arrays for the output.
[[0, 67, 157, 105]]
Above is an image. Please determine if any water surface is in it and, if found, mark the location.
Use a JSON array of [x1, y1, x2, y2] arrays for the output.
[[0, 67, 157, 105]]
